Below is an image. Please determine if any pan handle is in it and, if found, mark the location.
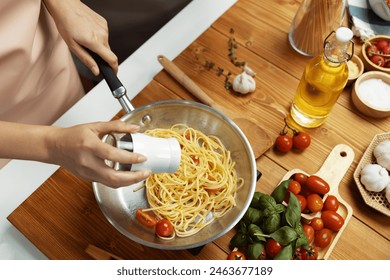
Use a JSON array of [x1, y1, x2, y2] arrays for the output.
[[88, 50, 134, 113]]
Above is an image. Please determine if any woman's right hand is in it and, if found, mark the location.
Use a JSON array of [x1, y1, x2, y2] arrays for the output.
[[47, 120, 151, 188]]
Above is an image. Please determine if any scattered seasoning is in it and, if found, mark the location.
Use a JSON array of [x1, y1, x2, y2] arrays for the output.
[[358, 78, 390, 109], [199, 28, 251, 91], [228, 28, 246, 67], [347, 60, 360, 79]]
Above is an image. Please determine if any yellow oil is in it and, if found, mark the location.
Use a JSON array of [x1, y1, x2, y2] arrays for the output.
[[290, 55, 348, 128]]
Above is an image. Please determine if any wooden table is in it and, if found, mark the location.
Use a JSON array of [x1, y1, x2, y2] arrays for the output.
[[8, 0, 390, 260]]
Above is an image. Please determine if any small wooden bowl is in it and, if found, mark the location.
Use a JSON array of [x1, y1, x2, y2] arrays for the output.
[[351, 71, 390, 118], [361, 35, 390, 74], [346, 54, 364, 86]]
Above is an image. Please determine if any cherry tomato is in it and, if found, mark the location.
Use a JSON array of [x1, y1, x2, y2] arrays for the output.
[[306, 175, 330, 195], [300, 184, 312, 198], [227, 250, 246, 260], [292, 248, 302, 260], [321, 210, 344, 232], [296, 194, 307, 212], [190, 155, 200, 165], [314, 228, 333, 249], [370, 55, 385, 67], [300, 246, 319, 260], [366, 45, 378, 57], [288, 180, 301, 195], [306, 193, 324, 213], [293, 173, 308, 185], [293, 132, 311, 150], [155, 219, 174, 237], [275, 134, 293, 153], [302, 224, 315, 244], [385, 61, 390, 68], [257, 249, 267, 260], [310, 217, 324, 231], [265, 239, 282, 258], [376, 39, 389, 51], [135, 208, 157, 227], [323, 195, 339, 211], [382, 45, 390, 55]]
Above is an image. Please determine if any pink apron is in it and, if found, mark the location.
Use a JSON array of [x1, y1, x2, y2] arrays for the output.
[[0, 0, 84, 167]]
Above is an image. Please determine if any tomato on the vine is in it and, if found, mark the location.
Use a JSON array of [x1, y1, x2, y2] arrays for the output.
[[135, 208, 157, 227], [314, 228, 332, 248], [265, 239, 282, 258], [155, 218, 174, 237], [288, 180, 301, 195], [275, 134, 293, 153], [301, 246, 319, 260], [227, 250, 246, 260], [306, 193, 324, 213], [293, 132, 311, 150]]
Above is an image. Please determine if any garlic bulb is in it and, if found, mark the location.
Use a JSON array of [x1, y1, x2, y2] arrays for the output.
[[232, 71, 256, 94], [385, 185, 390, 204], [373, 140, 390, 171], [360, 163, 390, 192]]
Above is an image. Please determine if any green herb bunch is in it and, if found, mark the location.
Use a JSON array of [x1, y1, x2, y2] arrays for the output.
[[230, 179, 309, 260]]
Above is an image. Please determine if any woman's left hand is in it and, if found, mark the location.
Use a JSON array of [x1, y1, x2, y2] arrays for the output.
[[43, 0, 118, 76]]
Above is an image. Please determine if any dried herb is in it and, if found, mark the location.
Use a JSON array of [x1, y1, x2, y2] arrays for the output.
[[228, 28, 246, 67]]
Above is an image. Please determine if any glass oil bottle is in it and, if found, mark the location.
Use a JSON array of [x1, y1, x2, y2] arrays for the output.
[[288, 27, 354, 128]]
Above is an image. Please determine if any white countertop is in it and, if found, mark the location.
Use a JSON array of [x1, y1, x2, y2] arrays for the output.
[[0, 0, 237, 260]]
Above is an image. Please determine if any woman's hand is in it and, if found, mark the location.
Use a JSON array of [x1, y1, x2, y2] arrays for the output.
[[47, 120, 152, 188], [43, 0, 118, 75]]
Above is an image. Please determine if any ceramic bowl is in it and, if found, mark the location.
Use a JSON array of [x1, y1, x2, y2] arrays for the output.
[[361, 35, 390, 74], [347, 54, 364, 86], [351, 71, 390, 118], [368, 0, 390, 21]]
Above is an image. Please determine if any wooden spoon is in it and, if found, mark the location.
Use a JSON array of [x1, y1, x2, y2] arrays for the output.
[[157, 55, 273, 159]]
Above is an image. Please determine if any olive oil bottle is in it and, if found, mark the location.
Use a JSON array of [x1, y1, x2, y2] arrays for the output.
[[289, 27, 354, 128]]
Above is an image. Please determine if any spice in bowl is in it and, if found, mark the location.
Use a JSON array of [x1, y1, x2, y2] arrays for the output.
[[351, 71, 390, 118], [346, 55, 364, 86]]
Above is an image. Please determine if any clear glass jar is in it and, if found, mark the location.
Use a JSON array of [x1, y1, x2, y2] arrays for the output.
[[288, 0, 347, 57]]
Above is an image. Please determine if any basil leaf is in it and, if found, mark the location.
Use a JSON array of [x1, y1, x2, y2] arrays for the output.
[[246, 242, 265, 260], [243, 207, 263, 224], [230, 230, 248, 248], [248, 224, 267, 242], [258, 194, 276, 210], [285, 193, 301, 228], [273, 243, 293, 260], [262, 213, 281, 234], [270, 225, 298, 245], [271, 179, 291, 204], [250, 192, 265, 208]]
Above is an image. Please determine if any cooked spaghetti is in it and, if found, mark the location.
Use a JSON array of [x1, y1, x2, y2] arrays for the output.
[[142, 124, 244, 237]]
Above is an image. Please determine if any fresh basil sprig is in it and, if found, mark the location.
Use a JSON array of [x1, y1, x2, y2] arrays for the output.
[[229, 180, 308, 260]]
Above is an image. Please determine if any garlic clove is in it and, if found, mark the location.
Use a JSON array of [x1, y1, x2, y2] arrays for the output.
[[243, 65, 256, 77]]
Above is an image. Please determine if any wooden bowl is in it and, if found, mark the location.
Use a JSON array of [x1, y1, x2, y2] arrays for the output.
[[361, 35, 390, 74], [351, 71, 390, 118], [346, 54, 364, 86]]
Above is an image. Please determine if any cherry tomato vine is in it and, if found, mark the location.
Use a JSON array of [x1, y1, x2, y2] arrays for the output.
[[274, 118, 311, 153]]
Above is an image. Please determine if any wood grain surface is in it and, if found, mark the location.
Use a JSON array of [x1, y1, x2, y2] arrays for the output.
[[7, 0, 390, 260]]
